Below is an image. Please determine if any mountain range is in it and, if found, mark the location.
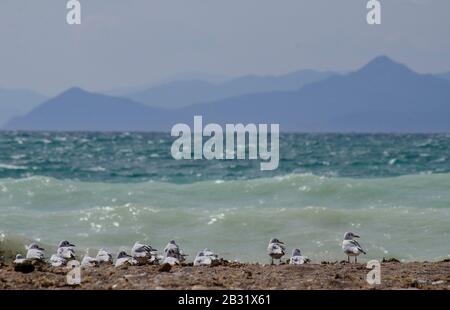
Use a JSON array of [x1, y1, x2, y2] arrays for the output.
[[0, 88, 47, 127], [125, 70, 333, 109], [4, 56, 450, 132], [4, 88, 170, 132]]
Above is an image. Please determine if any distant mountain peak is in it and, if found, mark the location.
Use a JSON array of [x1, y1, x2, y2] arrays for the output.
[[358, 55, 413, 75], [59, 87, 89, 96]]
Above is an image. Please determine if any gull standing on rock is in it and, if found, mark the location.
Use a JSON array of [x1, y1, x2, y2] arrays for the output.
[[131, 242, 158, 265], [342, 232, 366, 263], [202, 248, 218, 260], [289, 249, 309, 265], [50, 254, 67, 267], [81, 249, 98, 268], [164, 240, 188, 262], [26, 243, 45, 261], [162, 248, 181, 266], [193, 249, 219, 266], [115, 251, 134, 268], [267, 238, 286, 265], [96, 249, 113, 264], [56, 240, 76, 260], [50, 240, 76, 267]]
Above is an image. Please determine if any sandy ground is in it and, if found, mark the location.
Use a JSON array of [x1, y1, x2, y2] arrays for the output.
[[0, 260, 449, 290]]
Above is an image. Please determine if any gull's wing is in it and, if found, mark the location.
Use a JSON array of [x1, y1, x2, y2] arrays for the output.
[[349, 240, 366, 254]]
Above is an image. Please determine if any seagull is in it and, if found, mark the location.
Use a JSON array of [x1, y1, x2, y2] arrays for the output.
[[163, 240, 187, 262], [96, 249, 113, 264], [162, 247, 181, 266], [50, 254, 67, 267], [289, 248, 308, 265], [26, 243, 45, 261], [58, 240, 75, 248], [56, 240, 76, 259], [49, 240, 75, 267], [115, 251, 134, 268], [163, 240, 179, 254], [13, 254, 27, 265], [202, 248, 219, 260], [267, 238, 286, 265], [342, 232, 366, 263], [193, 249, 219, 266], [194, 251, 211, 266], [81, 250, 98, 268], [131, 242, 158, 265]]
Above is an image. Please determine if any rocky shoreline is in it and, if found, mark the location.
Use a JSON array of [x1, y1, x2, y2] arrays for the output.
[[0, 261, 449, 290]]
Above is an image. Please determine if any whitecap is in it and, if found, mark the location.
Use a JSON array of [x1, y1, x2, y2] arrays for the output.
[[11, 154, 26, 160], [434, 157, 447, 163], [86, 166, 106, 172], [0, 163, 27, 170]]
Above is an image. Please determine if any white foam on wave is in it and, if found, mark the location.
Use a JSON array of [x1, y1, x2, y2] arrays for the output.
[[0, 163, 27, 170]]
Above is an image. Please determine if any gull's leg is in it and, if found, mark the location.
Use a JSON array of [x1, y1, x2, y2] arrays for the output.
[[355, 256, 357, 263], [347, 256, 350, 263], [271, 257, 274, 265]]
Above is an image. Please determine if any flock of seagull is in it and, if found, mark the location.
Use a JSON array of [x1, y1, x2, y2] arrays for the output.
[[266, 232, 366, 265], [13, 232, 366, 268]]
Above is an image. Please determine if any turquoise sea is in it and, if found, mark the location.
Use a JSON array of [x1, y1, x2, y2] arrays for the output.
[[1, 132, 449, 262]]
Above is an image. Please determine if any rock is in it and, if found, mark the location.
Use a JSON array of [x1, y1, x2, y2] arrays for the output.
[[14, 262, 35, 274], [410, 279, 428, 288], [382, 257, 400, 263], [158, 263, 172, 273]]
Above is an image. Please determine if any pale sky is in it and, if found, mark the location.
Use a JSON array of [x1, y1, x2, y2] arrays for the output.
[[0, 0, 449, 96]]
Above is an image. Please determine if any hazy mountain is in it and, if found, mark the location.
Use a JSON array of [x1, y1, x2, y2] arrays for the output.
[[104, 72, 230, 97], [176, 56, 450, 132], [4, 88, 170, 131], [0, 88, 47, 126], [126, 70, 334, 109], [4, 56, 450, 132]]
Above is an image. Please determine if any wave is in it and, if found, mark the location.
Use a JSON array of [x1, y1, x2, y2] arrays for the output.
[[1, 172, 449, 209], [0, 163, 28, 170], [1, 173, 450, 262]]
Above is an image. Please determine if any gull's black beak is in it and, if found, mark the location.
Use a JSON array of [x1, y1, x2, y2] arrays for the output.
[[279, 241, 285, 244], [39, 247, 45, 251], [354, 235, 360, 238], [69, 243, 75, 247]]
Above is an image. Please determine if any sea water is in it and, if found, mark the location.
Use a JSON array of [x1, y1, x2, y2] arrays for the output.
[[0, 132, 449, 262]]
